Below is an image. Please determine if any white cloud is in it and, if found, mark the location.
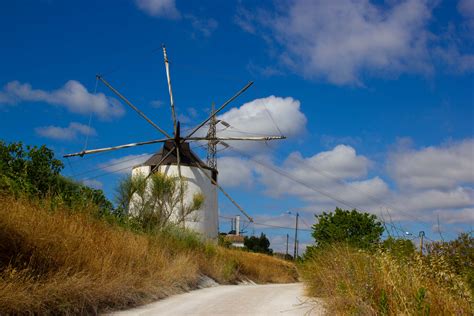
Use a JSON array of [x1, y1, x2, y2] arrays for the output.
[[0, 80, 124, 119], [256, 145, 376, 200], [219, 96, 306, 137], [388, 139, 474, 190], [216, 96, 306, 152], [135, 0, 180, 19], [99, 154, 152, 175], [459, 0, 474, 22], [177, 107, 200, 125], [35, 122, 96, 141], [434, 207, 474, 224], [238, 0, 434, 85], [247, 62, 283, 78], [218, 156, 254, 187], [391, 187, 473, 215], [184, 15, 218, 37], [244, 140, 473, 225], [291, 145, 370, 179]]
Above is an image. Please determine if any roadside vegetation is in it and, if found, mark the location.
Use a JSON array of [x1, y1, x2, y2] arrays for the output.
[[0, 141, 297, 314], [300, 208, 473, 315]]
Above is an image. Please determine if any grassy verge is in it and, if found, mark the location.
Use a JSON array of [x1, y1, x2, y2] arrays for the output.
[[0, 197, 297, 314], [300, 244, 473, 315]]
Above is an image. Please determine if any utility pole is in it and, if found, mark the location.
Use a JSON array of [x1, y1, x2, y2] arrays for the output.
[[286, 234, 289, 257], [293, 212, 299, 260], [419, 231, 425, 256]]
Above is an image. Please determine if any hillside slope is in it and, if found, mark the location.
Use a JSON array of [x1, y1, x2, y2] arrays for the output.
[[0, 197, 297, 314]]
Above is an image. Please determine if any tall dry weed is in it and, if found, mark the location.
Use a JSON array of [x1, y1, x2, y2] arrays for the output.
[[300, 244, 473, 315]]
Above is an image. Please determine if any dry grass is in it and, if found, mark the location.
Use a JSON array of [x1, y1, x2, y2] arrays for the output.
[[0, 197, 296, 315], [300, 244, 473, 315]]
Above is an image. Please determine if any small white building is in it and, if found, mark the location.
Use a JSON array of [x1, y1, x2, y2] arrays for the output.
[[131, 140, 219, 239]]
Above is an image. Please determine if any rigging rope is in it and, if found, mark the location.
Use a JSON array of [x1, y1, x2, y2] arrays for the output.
[[263, 103, 284, 136], [83, 77, 99, 152]]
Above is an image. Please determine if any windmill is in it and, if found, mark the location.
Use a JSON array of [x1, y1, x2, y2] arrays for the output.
[[64, 45, 285, 238]]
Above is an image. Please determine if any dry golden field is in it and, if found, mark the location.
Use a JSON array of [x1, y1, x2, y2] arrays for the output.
[[0, 197, 297, 314]]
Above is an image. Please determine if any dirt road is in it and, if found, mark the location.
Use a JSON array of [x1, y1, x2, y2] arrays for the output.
[[110, 283, 324, 315]]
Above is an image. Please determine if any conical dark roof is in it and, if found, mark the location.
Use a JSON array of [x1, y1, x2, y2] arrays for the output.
[[139, 140, 217, 180]]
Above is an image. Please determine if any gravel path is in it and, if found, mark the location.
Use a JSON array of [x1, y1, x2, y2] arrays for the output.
[[109, 283, 324, 316]]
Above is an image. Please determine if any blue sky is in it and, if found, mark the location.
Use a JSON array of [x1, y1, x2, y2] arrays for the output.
[[1, 0, 473, 253]]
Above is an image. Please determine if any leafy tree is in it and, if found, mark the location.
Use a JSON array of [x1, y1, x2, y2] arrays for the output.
[[244, 233, 273, 255], [0, 141, 113, 215], [310, 208, 384, 250], [116, 173, 204, 232], [0, 141, 63, 196], [53, 176, 113, 215]]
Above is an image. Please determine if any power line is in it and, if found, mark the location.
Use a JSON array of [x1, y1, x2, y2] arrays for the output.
[[79, 163, 133, 182], [68, 154, 150, 179], [253, 136, 429, 228], [227, 144, 361, 210], [225, 143, 428, 239], [218, 215, 312, 232]]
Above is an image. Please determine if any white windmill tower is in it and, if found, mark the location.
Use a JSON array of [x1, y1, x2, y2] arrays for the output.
[[64, 45, 285, 239]]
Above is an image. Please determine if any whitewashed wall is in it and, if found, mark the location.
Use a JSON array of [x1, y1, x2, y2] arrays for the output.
[[131, 164, 218, 239]]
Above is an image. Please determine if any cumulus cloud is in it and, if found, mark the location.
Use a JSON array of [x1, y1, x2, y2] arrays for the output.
[[238, 0, 434, 85], [135, 0, 180, 19], [388, 139, 474, 190], [0, 80, 124, 119], [390, 187, 473, 215], [218, 156, 254, 187], [35, 122, 97, 141], [216, 96, 307, 152], [234, 140, 473, 225], [256, 145, 377, 200], [99, 153, 152, 175], [434, 207, 474, 224]]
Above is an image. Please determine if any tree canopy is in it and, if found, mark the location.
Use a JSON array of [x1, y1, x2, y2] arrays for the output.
[[0, 141, 112, 213], [244, 233, 273, 255], [0, 141, 63, 196], [310, 207, 384, 250]]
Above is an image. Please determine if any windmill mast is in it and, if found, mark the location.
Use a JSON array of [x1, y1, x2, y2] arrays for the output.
[[207, 102, 217, 169], [162, 45, 177, 134]]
